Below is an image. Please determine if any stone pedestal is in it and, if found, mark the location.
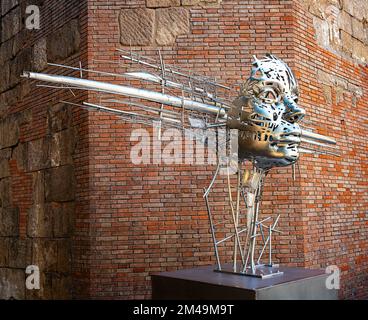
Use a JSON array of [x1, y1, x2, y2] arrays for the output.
[[151, 265, 338, 300]]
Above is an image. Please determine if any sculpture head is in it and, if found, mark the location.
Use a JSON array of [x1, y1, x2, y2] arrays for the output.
[[229, 54, 306, 169]]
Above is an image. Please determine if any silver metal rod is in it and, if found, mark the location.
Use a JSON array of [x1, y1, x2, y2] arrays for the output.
[[204, 193, 221, 270], [301, 129, 336, 145], [216, 228, 248, 245], [301, 137, 338, 149], [203, 163, 221, 198], [124, 71, 231, 109], [119, 51, 233, 91], [22, 72, 227, 117], [105, 98, 182, 117]]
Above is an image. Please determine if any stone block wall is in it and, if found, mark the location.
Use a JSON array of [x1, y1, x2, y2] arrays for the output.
[[0, 0, 88, 299], [300, 0, 368, 63]]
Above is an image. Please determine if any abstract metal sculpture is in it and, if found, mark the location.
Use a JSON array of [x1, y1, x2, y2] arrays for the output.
[[22, 51, 338, 278]]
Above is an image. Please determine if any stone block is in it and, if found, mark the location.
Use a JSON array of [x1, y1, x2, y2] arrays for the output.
[[25, 272, 53, 300], [27, 138, 50, 172], [33, 37, 47, 71], [340, 30, 353, 55], [45, 165, 75, 202], [50, 128, 76, 167], [32, 171, 45, 205], [0, 178, 13, 209], [11, 142, 27, 171], [338, 10, 352, 35], [50, 274, 72, 299], [147, 0, 180, 7], [322, 85, 332, 105], [155, 7, 190, 45], [119, 8, 155, 46], [27, 204, 53, 238], [1, 0, 19, 16], [343, 0, 368, 22], [0, 61, 10, 93], [47, 103, 72, 133], [0, 159, 10, 179], [0, 114, 19, 149], [0, 207, 19, 237], [352, 39, 367, 62], [351, 18, 365, 42], [57, 240, 72, 273], [32, 240, 58, 272], [8, 238, 31, 268], [0, 39, 14, 66], [313, 16, 330, 47], [49, 202, 75, 238], [9, 48, 32, 88], [0, 268, 25, 300], [0, 148, 11, 179], [12, 30, 27, 58], [0, 239, 9, 267], [1, 6, 20, 42], [47, 19, 80, 62]]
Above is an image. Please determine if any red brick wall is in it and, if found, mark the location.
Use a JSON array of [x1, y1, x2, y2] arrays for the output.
[[84, 0, 313, 299]]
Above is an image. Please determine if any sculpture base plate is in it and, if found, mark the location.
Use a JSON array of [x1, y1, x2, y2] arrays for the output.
[[152, 264, 338, 300], [215, 264, 283, 279]]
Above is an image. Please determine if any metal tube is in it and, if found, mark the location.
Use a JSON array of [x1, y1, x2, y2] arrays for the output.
[[204, 193, 221, 270], [22, 72, 227, 117], [301, 129, 336, 145]]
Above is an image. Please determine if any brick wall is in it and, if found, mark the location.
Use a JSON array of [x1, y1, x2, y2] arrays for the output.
[[0, 0, 367, 299]]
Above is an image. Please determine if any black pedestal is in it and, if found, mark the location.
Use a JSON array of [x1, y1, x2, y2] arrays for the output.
[[151, 265, 338, 300]]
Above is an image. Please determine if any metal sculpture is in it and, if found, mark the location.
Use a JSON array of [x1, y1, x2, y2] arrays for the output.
[[22, 51, 338, 278]]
